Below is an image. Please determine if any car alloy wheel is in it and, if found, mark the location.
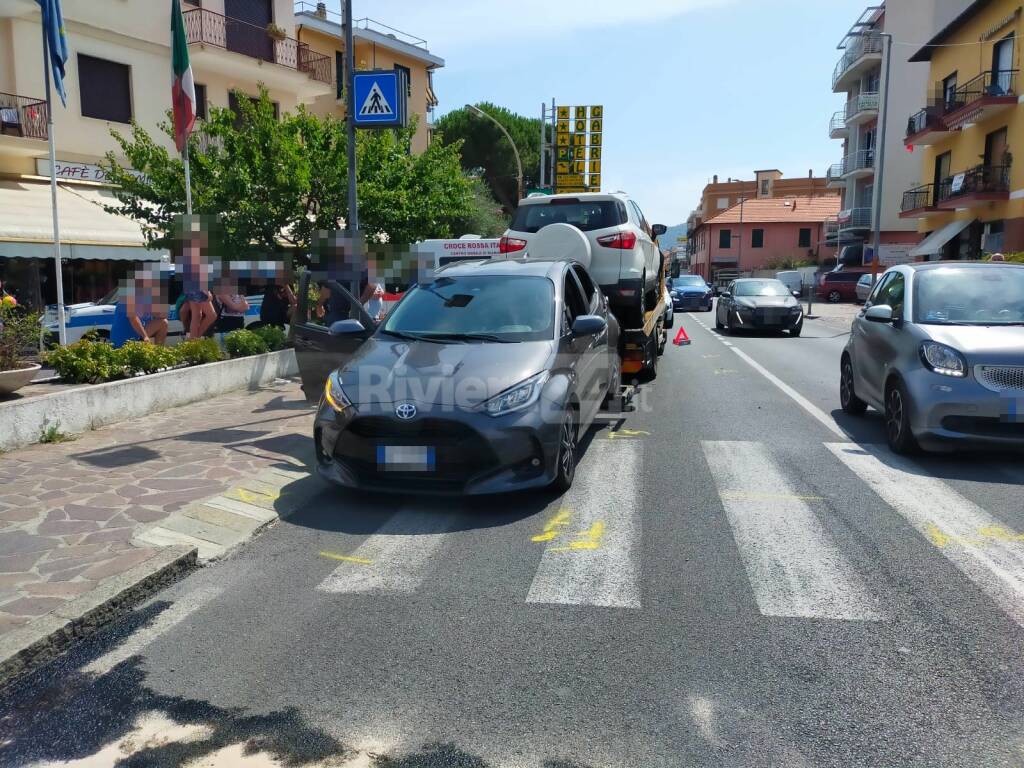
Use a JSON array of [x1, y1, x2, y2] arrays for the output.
[[884, 380, 918, 454], [840, 358, 867, 415], [828, 290, 842, 303], [552, 408, 578, 492]]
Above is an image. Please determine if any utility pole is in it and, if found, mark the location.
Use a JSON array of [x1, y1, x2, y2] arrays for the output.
[[870, 32, 892, 282], [539, 102, 546, 189], [344, 0, 359, 289]]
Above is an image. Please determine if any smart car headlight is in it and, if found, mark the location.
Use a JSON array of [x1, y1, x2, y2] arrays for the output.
[[920, 341, 966, 378]]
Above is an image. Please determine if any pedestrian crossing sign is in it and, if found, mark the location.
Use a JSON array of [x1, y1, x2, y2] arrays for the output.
[[352, 70, 407, 128]]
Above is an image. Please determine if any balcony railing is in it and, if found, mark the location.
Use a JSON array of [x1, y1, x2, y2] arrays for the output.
[[937, 164, 1010, 204], [905, 107, 945, 139], [0, 92, 48, 140], [183, 8, 331, 85], [832, 34, 884, 89], [945, 70, 1018, 113], [829, 110, 847, 136], [845, 92, 879, 120], [901, 183, 935, 212], [838, 207, 872, 229], [827, 162, 845, 185], [824, 217, 839, 238], [842, 149, 874, 176]]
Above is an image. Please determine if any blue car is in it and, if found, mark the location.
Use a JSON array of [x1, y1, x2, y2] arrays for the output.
[[668, 275, 714, 312]]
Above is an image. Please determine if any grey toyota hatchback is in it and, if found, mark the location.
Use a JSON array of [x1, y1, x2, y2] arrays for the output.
[[840, 262, 1024, 453], [291, 258, 620, 495]]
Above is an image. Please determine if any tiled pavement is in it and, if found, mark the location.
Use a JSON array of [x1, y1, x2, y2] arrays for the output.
[[0, 379, 315, 641]]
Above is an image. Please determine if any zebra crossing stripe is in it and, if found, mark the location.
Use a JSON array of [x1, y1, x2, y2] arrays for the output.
[[526, 439, 642, 608], [316, 511, 459, 594], [827, 442, 1024, 628], [703, 441, 886, 621]]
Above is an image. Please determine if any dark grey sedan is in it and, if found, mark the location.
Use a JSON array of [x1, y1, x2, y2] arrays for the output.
[[841, 262, 1024, 454], [291, 259, 619, 495], [715, 278, 804, 336]]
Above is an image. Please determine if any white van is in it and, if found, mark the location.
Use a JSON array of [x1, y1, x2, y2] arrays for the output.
[[775, 270, 804, 297]]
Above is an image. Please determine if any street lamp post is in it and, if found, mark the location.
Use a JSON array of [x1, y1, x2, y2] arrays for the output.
[[467, 104, 524, 201]]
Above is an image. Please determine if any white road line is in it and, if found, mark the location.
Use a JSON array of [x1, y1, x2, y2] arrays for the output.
[[316, 510, 459, 594], [526, 439, 642, 608], [827, 442, 1024, 628], [727, 345, 847, 439], [84, 584, 225, 676], [702, 441, 885, 621]]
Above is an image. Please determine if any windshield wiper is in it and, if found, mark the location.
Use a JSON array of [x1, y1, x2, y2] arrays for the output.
[[381, 329, 445, 343], [421, 332, 516, 343]]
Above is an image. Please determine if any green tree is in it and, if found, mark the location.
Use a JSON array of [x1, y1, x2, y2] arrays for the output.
[[103, 88, 474, 256], [434, 103, 542, 212], [450, 176, 510, 238]]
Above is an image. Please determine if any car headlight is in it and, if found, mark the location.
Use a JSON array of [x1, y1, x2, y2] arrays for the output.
[[482, 371, 549, 416], [323, 372, 351, 412], [919, 342, 967, 378]]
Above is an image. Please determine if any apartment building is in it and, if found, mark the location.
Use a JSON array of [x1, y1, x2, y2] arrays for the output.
[[685, 169, 837, 277], [827, 1, 969, 263], [294, 1, 443, 155], [691, 197, 841, 281], [900, 0, 1024, 258]]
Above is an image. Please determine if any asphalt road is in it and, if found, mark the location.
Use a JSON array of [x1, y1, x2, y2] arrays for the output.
[[3, 305, 1024, 768]]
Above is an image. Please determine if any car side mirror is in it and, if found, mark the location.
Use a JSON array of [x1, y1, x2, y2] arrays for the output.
[[792, 290, 801, 298], [651, 224, 668, 237], [864, 305, 893, 324], [329, 319, 367, 335], [571, 314, 606, 336], [721, 291, 731, 299]]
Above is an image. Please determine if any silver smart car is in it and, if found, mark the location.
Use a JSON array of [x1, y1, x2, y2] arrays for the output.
[[840, 262, 1024, 453]]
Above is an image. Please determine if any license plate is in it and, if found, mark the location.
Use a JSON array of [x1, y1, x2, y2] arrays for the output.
[[376, 445, 436, 472]]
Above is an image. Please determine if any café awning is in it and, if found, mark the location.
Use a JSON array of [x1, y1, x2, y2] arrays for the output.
[[909, 218, 974, 258], [0, 179, 167, 261]]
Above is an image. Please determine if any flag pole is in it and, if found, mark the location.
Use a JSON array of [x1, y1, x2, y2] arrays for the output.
[[41, 16, 67, 345], [183, 141, 193, 215]]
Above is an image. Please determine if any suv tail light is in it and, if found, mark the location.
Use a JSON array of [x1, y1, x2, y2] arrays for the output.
[[597, 231, 638, 250], [499, 235, 527, 253]]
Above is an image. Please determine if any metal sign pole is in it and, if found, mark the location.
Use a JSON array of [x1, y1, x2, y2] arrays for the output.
[[41, 21, 66, 345], [344, 0, 359, 294], [539, 102, 546, 189]]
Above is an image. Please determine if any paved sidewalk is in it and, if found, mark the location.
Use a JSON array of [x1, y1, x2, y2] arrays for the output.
[[806, 300, 860, 330], [0, 380, 314, 647]]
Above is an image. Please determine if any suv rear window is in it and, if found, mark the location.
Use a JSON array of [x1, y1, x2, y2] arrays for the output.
[[510, 200, 624, 233]]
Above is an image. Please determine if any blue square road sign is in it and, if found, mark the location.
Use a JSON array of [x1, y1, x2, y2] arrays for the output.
[[352, 70, 407, 128]]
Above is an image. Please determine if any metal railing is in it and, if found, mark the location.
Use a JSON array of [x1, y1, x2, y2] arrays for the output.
[[832, 34, 884, 89], [901, 183, 935, 212], [905, 107, 945, 138], [827, 163, 845, 184], [0, 92, 48, 140], [293, 2, 430, 49], [842, 149, 874, 175], [829, 110, 847, 135], [183, 8, 331, 85], [838, 207, 872, 229], [845, 91, 879, 120], [937, 164, 1010, 203], [824, 217, 839, 238], [945, 70, 1018, 113]]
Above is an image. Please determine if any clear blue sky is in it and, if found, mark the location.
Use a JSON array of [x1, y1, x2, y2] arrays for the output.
[[346, 0, 871, 225]]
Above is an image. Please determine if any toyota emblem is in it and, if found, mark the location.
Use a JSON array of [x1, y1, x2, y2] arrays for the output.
[[395, 402, 417, 420]]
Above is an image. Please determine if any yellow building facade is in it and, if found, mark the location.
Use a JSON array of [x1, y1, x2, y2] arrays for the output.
[[294, 4, 443, 155], [901, 0, 1024, 258]]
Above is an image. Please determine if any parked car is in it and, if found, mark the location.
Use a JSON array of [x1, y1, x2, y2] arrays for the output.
[[715, 278, 804, 336], [775, 270, 804, 297], [855, 273, 878, 303], [500, 192, 666, 326], [668, 274, 713, 312], [840, 262, 1024, 454], [817, 269, 869, 303], [663, 285, 674, 329], [294, 258, 619, 495]]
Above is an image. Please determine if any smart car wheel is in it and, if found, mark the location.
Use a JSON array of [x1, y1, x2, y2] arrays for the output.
[[884, 378, 919, 454], [840, 356, 867, 415], [551, 406, 579, 493]]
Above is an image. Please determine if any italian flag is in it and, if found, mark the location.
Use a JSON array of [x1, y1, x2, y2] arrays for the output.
[[171, 0, 196, 153]]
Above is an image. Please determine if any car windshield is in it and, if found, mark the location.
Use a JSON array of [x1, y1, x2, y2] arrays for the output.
[[734, 280, 790, 297], [671, 276, 706, 288], [510, 200, 623, 233], [383, 275, 555, 341], [97, 288, 120, 305], [914, 265, 1024, 325]]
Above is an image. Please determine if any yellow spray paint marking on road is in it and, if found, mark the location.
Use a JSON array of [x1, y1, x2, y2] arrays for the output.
[[926, 522, 1024, 549], [551, 521, 605, 552], [607, 428, 650, 440], [532, 508, 572, 542], [227, 487, 280, 505], [319, 551, 374, 565]]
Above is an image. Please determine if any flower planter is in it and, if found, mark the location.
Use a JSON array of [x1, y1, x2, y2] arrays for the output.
[[0, 362, 40, 395]]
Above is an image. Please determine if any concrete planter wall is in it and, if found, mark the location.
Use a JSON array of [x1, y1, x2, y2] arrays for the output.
[[0, 349, 297, 452]]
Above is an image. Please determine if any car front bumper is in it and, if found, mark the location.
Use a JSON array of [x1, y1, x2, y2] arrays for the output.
[[904, 368, 1024, 450], [731, 307, 803, 329], [313, 397, 564, 495], [673, 294, 713, 310]]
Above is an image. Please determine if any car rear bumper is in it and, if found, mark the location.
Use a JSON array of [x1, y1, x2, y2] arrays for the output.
[[905, 370, 1024, 450]]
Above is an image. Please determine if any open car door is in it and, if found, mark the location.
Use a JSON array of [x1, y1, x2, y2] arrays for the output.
[[289, 273, 377, 403]]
